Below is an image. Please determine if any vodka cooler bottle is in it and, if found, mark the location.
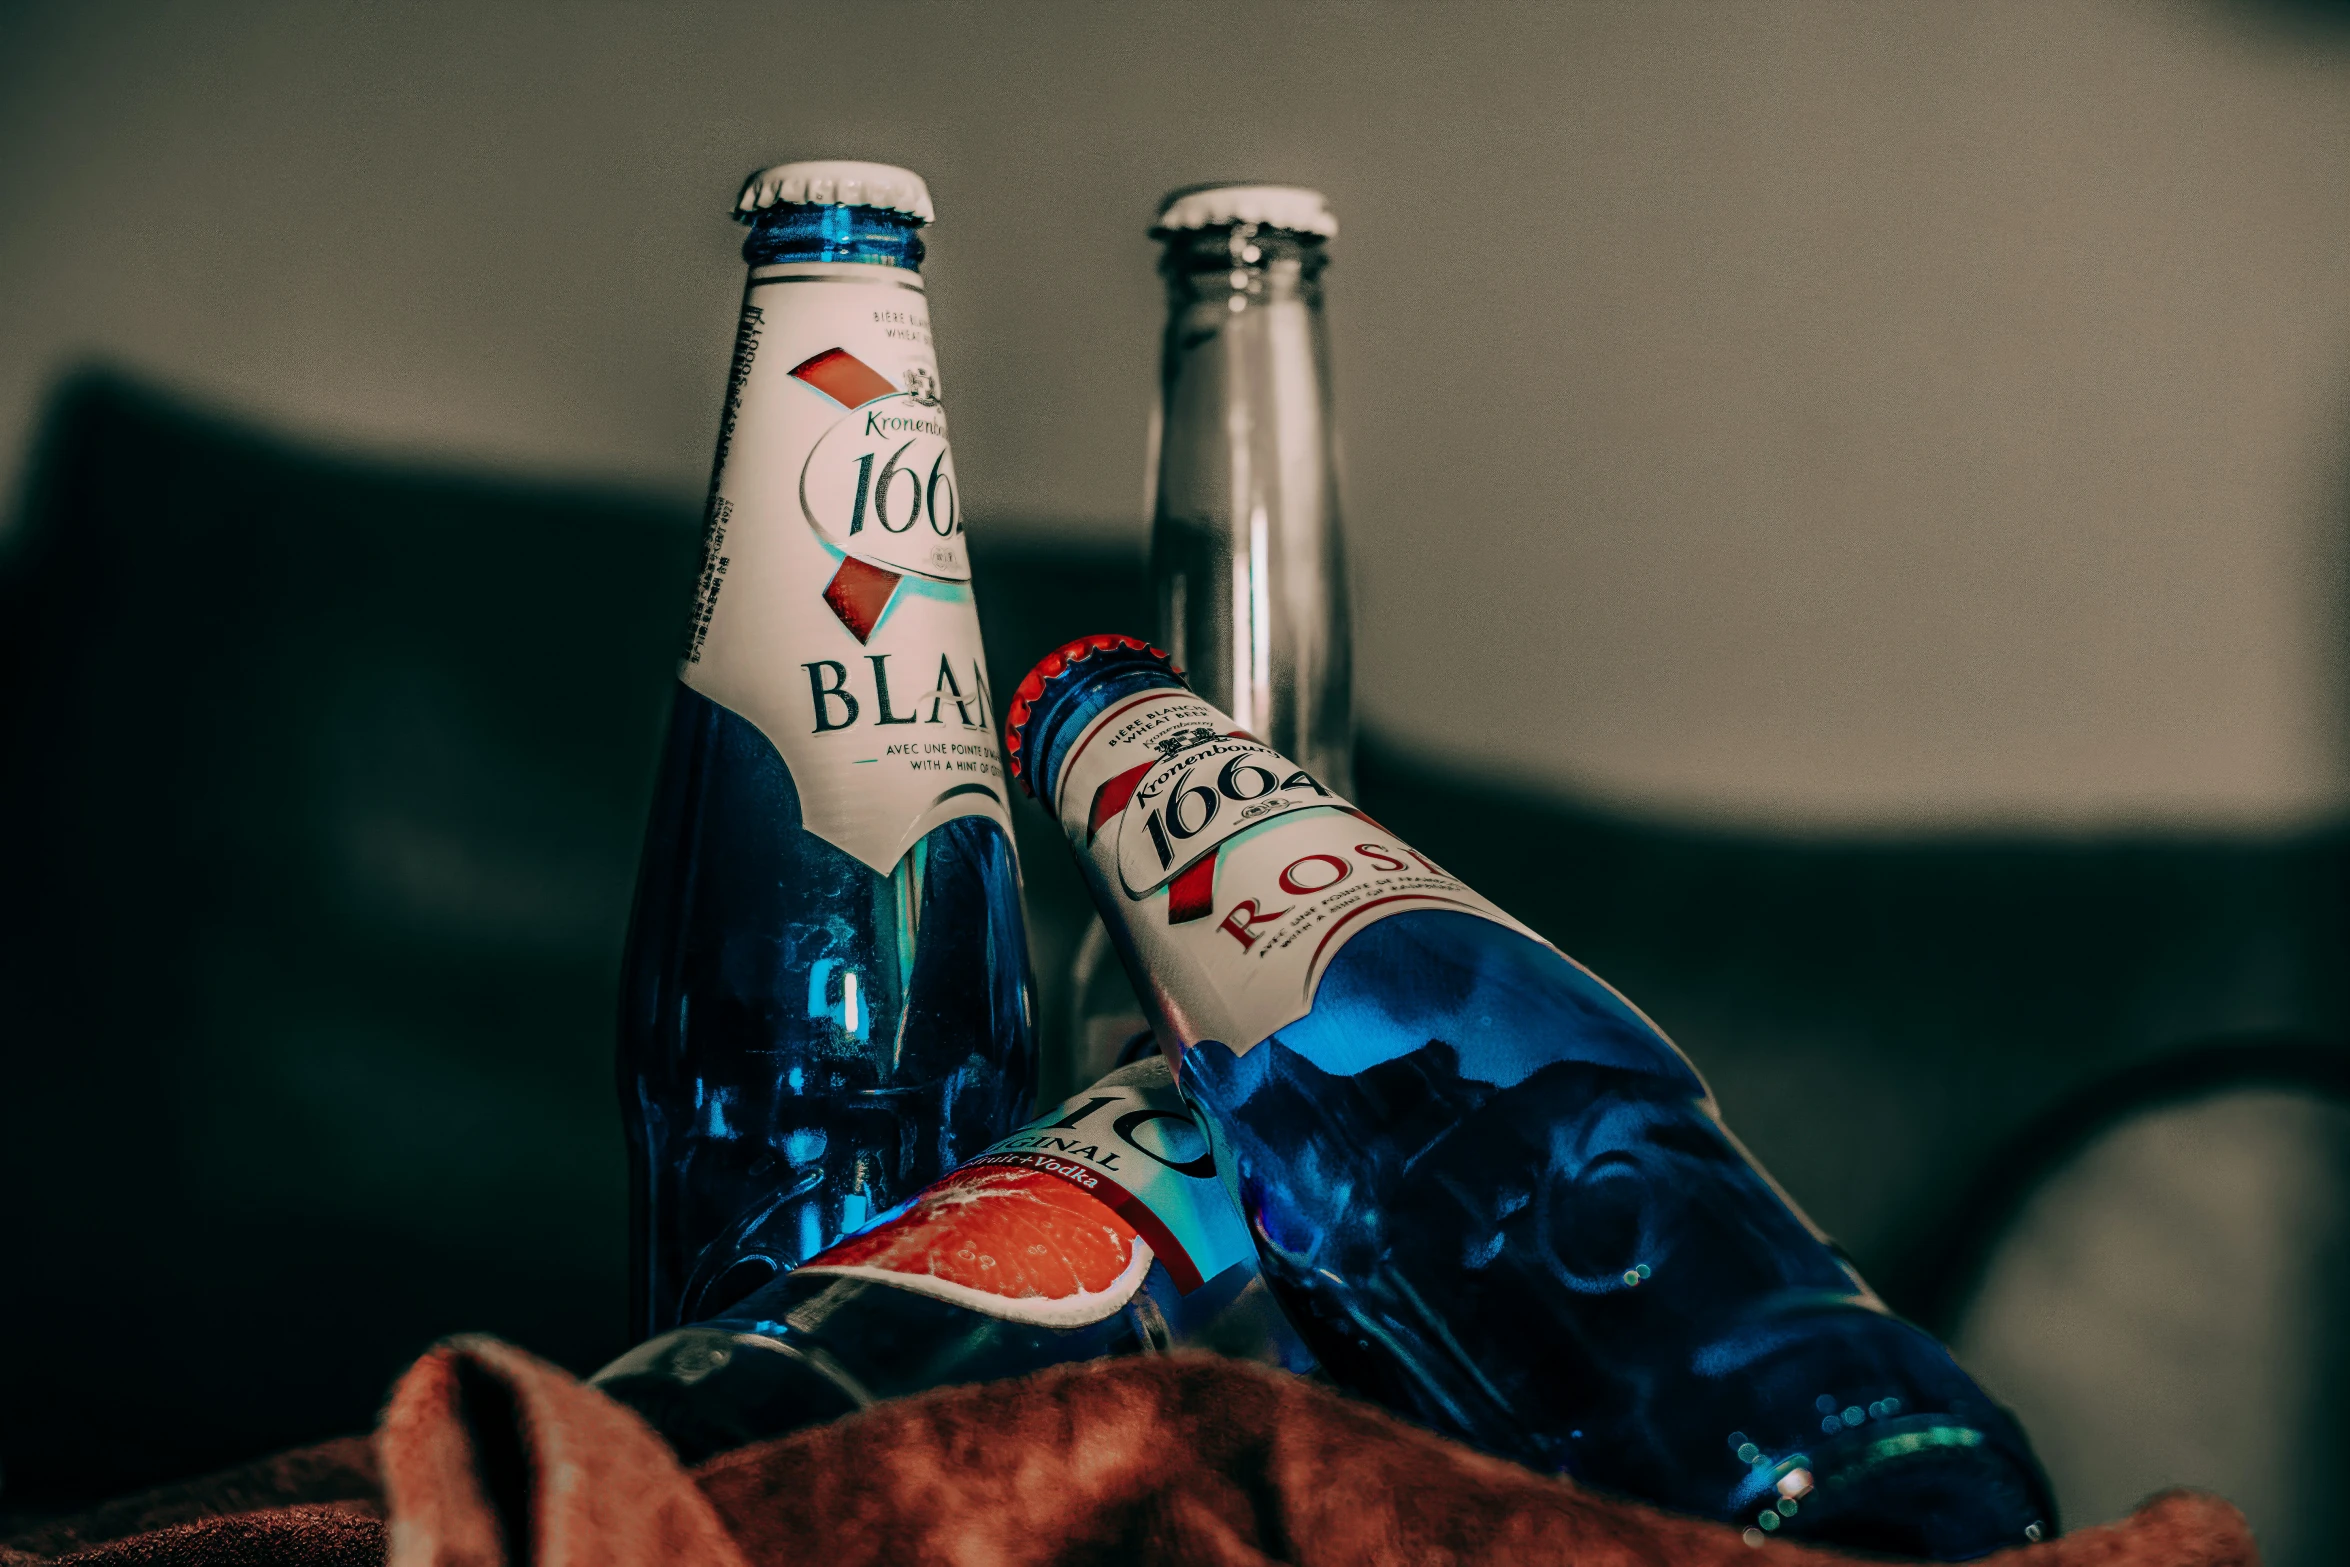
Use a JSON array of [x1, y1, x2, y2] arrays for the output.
[[1007, 637, 2053, 1560], [620, 162, 1037, 1339], [1065, 184, 1353, 1094], [591, 1057, 1305, 1464]]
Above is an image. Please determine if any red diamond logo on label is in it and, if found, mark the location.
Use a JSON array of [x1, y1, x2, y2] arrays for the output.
[[790, 347, 900, 411], [1088, 762, 1151, 843], [821, 556, 904, 646], [791, 348, 909, 640], [1166, 856, 1218, 924]]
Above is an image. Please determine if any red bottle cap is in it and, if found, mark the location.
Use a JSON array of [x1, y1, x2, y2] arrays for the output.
[[1003, 634, 1180, 797]]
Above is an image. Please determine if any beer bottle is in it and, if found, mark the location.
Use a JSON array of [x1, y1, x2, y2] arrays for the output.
[[1007, 636, 2053, 1560], [1065, 184, 1353, 1094], [620, 162, 1037, 1338], [591, 1056, 1305, 1464]]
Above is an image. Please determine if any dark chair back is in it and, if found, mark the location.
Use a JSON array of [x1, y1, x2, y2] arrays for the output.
[[1940, 1038, 2350, 1567]]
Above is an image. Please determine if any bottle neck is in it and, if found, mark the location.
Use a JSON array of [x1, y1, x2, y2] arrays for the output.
[[742, 203, 927, 271], [1023, 653, 1188, 812], [1150, 224, 1351, 794]]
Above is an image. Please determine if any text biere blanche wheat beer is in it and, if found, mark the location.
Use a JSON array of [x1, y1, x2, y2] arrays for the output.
[[620, 162, 1036, 1339], [1006, 635, 2053, 1560]]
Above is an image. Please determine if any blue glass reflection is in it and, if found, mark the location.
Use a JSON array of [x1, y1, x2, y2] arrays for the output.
[[620, 686, 1035, 1336], [1180, 911, 2052, 1558], [740, 202, 926, 269]]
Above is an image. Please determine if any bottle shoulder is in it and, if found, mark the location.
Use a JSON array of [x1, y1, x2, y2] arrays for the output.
[[1251, 909, 1703, 1095], [587, 1323, 864, 1465], [645, 680, 1023, 873]]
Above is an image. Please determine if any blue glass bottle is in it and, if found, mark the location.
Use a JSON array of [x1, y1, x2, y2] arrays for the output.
[[591, 1057, 1309, 1464], [1008, 636, 2053, 1560], [621, 162, 1037, 1339]]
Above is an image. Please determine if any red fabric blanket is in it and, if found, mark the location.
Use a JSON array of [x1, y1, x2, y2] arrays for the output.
[[2, 1338, 2258, 1567]]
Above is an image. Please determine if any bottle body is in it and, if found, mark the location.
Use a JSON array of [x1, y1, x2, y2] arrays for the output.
[[594, 1057, 1309, 1463], [622, 695, 1034, 1334], [1009, 639, 2052, 1561], [1066, 194, 1353, 1098], [620, 184, 1036, 1338]]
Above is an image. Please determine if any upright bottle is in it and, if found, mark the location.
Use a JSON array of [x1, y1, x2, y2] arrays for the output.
[[621, 161, 1037, 1339], [1065, 184, 1352, 1095], [1008, 637, 2053, 1561]]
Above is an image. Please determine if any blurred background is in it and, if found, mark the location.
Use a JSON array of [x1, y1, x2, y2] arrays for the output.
[[3, 0, 2348, 1560]]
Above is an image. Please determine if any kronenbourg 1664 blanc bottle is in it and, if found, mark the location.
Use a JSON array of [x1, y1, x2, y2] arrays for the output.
[[619, 161, 1036, 1339], [1003, 634, 2053, 1561], [590, 1056, 1309, 1463]]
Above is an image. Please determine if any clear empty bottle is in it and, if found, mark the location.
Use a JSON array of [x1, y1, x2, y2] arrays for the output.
[[1008, 635, 2054, 1561], [619, 161, 1036, 1339], [1065, 184, 1353, 1097]]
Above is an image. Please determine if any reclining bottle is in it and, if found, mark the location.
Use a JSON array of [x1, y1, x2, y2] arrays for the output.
[[591, 1056, 1305, 1464], [1006, 636, 2053, 1560], [1065, 184, 1353, 1095], [620, 161, 1036, 1339]]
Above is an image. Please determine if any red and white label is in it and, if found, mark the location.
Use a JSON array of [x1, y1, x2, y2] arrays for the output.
[[795, 1058, 1251, 1326], [795, 1164, 1155, 1328], [682, 261, 1009, 875], [1053, 689, 1546, 1057]]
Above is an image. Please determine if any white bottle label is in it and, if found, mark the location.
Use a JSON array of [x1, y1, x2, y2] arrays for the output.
[[1053, 688, 1548, 1056], [795, 1057, 1252, 1326], [683, 261, 1010, 875]]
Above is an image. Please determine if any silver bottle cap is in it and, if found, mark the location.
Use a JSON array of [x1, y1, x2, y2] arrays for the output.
[[1152, 183, 1335, 238], [734, 160, 935, 225]]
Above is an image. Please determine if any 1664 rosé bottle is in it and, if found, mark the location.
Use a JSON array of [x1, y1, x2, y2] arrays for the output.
[[1006, 635, 2053, 1560], [620, 161, 1036, 1339]]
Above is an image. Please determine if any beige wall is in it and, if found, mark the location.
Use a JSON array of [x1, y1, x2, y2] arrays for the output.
[[6, 0, 2349, 828]]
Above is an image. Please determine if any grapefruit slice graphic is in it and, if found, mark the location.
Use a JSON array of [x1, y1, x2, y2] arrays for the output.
[[797, 1165, 1153, 1327]]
